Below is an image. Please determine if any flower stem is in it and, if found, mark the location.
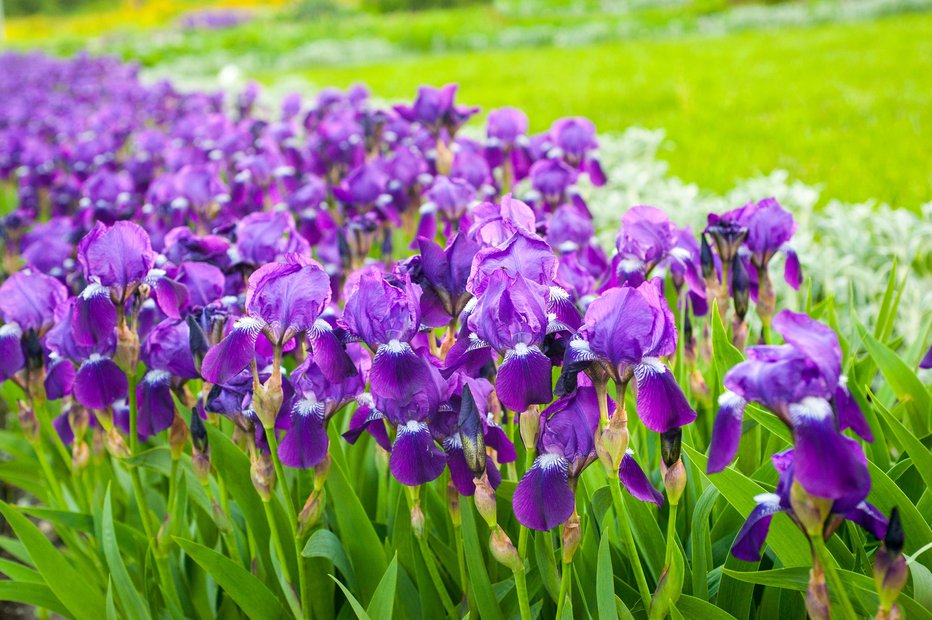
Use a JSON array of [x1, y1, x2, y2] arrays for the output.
[[608, 473, 652, 610], [513, 561, 532, 620], [665, 503, 678, 565], [262, 499, 303, 619], [555, 559, 572, 619], [264, 425, 297, 530], [514, 433, 536, 620], [811, 534, 858, 620]]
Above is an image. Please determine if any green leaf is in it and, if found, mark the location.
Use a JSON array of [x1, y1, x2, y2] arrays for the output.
[[0, 557, 42, 583], [366, 553, 399, 618], [676, 595, 737, 619], [865, 461, 932, 569], [690, 486, 719, 601], [0, 580, 71, 617], [649, 544, 684, 620], [106, 579, 119, 620], [871, 390, 932, 492], [206, 425, 274, 575], [303, 528, 357, 591], [723, 567, 932, 620], [325, 450, 388, 604], [910, 560, 932, 611], [681, 444, 810, 567], [460, 499, 504, 620], [175, 537, 286, 619], [597, 533, 619, 620], [711, 301, 744, 375], [857, 324, 930, 435], [102, 487, 151, 620], [0, 500, 106, 620], [331, 575, 371, 620]]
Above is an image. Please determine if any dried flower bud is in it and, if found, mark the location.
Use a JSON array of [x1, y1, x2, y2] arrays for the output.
[[313, 453, 332, 492], [107, 428, 130, 459], [598, 412, 629, 473], [250, 453, 275, 502], [410, 501, 426, 539], [68, 404, 89, 441], [298, 490, 324, 537], [17, 400, 38, 443], [518, 407, 540, 451], [114, 323, 140, 373], [562, 511, 581, 564], [169, 413, 188, 461], [805, 559, 830, 620], [253, 371, 283, 430], [489, 525, 522, 572], [474, 472, 498, 528], [72, 441, 90, 472]]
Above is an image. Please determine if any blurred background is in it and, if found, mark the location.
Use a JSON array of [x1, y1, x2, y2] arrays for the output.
[[0, 0, 929, 211]]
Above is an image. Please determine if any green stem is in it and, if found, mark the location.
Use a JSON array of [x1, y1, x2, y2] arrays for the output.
[[264, 425, 297, 531], [665, 503, 678, 566], [128, 369, 139, 455], [555, 559, 572, 619], [608, 474, 652, 610], [811, 535, 858, 620], [262, 499, 303, 619], [167, 457, 180, 518], [514, 431, 535, 620]]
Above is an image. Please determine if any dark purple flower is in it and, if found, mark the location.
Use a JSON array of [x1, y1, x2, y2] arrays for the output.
[[512, 387, 601, 530], [921, 343, 932, 369], [136, 370, 176, 439], [0, 324, 25, 382], [77, 221, 155, 301], [278, 396, 329, 469], [394, 84, 478, 136], [572, 282, 695, 432], [0, 269, 68, 333], [415, 232, 479, 327], [73, 354, 128, 410]]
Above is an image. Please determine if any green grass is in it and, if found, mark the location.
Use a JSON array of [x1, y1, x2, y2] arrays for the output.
[[274, 12, 931, 209]]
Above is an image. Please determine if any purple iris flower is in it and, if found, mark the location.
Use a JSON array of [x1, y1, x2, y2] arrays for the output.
[[512, 387, 601, 530], [467, 229, 557, 296], [467, 271, 552, 412], [394, 84, 479, 137], [611, 206, 704, 293], [529, 158, 579, 210], [732, 446, 884, 562], [201, 254, 331, 384], [412, 232, 479, 328], [468, 194, 536, 247], [921, 343, 932, 369], [564, 281, 696, 433], [549, 117, 605, 186], [708, 310, 872, 474], [77, 221, 155, 303], [0, 269, 68, 334], [342, 268, 425, 403], [233, 210, 311, 267]]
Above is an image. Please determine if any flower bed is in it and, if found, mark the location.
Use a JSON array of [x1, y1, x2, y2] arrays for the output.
[[0, 51, 929, 620]]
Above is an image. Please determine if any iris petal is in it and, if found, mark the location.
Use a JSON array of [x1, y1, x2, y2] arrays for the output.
[[707, 391, 747, 474], [389, 421, 446, 486], [633, 358, 697, 432], [512, 453, 575, 531], [495, 345, 552, 412]]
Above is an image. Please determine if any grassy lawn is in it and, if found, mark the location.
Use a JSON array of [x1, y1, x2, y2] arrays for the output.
[[274, 12, 931, 209]]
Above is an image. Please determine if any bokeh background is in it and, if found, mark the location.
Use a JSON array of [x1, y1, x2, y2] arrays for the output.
[[2, 0, 929, 209]]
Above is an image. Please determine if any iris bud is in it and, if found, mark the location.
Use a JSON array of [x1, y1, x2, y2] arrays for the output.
[[458, 385, 487, 476], [72, 441, 90, 472], [805, 560, 830, 620], [211, 501, 232, 533], [190, 408, 208, 454], [700, 234, 716, 281], [313, 453, 332, 492], [731, 254, 750, 321], [489, 525, 522, 572], [874, 508, 908, 619], [187, 315, 210, 373], [660, 429, 686, 505]]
